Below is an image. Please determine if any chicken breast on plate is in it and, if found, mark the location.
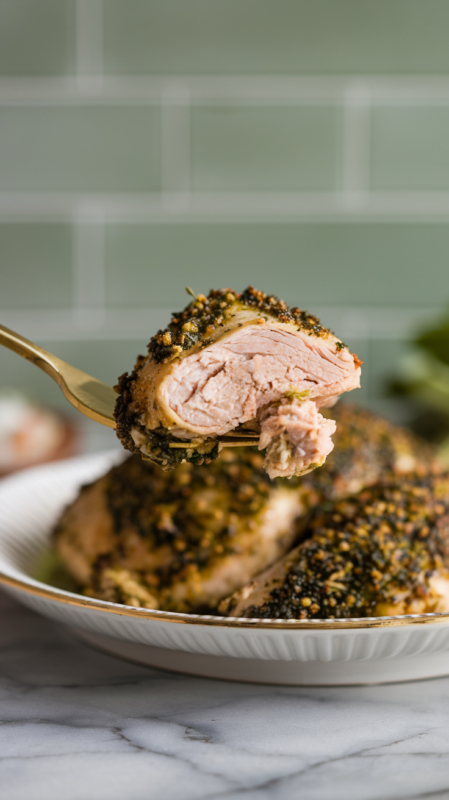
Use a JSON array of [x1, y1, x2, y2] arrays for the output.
[[220, 472, 449, 619], [53, 449, 304, 613], [309, 403, 435, 501], [115, 286, 362, 478]]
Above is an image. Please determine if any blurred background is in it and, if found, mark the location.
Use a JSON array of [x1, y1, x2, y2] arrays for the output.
[[2, 0, 449, 466]]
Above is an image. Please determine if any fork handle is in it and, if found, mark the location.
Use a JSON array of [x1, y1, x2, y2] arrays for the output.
[[0, 324, 65, 386], [0, 323, 117, 427]]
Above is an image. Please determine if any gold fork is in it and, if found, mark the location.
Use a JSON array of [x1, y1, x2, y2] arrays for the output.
[[0, 324, 258, 447]]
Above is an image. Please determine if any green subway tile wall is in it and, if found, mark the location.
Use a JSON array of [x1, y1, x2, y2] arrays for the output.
[[0, 224, 73, 309], [105, 223, 449, 310], [0, 0, 74, 75], [0, 106, 160, 191], [367, 339, 412, 402], [191, 106, 338, 191], [1, 0, 449, 423], [103, 0, 449, 75], [372, 106, 449, 190]]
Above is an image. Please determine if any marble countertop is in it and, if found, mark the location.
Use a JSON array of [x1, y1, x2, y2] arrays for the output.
[[2, 589, 449, 800]]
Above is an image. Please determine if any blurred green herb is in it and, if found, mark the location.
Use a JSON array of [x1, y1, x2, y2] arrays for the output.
[[387, 307, 449, 453], [417, 321, 449, 367]]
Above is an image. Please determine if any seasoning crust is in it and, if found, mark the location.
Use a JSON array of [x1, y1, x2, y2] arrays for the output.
[[53, 447, 303, 613], [148, 286, 332, 365], [230, 473, 449, 620]]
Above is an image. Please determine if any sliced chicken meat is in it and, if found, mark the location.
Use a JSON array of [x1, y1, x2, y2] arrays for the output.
[[115, 286, 362, 478]]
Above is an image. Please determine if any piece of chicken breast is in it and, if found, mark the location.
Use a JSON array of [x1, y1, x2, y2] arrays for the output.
[[115, 286, 362, 478], [220, 471, 449, 619], [53, 449, 304, 613]]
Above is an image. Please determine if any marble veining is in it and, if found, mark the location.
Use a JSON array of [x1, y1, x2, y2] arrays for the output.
[[2, 590, 449, 800]]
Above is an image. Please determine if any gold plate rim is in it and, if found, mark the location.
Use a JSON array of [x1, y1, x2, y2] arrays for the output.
[[2, 569, 449, 630]]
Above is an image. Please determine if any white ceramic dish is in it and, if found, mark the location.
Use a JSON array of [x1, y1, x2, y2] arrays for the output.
[[2, 451, 449, 685]]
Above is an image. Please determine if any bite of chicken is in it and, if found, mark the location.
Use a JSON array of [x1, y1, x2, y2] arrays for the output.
[[114, 286, 362, 478]]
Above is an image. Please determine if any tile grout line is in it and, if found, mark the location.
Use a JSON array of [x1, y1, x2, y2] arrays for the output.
[[72, 212, 106, 322], [5, 75, 449, 103], [339, 81, 372, 210], [160, 82, 192, 199], [73, 0, 105, 323], [5, 192, 449, 222], [75, 0, 104, 86]]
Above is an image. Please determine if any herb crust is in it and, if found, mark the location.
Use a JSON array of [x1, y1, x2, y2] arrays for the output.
[[241, 472, 449, 620]]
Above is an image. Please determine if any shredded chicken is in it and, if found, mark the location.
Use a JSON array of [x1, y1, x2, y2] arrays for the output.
[[259, 398, 337, 478]]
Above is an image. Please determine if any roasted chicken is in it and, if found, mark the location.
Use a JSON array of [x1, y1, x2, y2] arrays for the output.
[[115, 286, 362, 478], [53, 449, 304, 613], [54, 405, 434, 614], [308, 403, 434, 501], [220, 472, 449, 619]]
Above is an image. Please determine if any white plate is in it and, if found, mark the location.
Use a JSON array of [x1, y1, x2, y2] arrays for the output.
[[2, 451, 449, 685]]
